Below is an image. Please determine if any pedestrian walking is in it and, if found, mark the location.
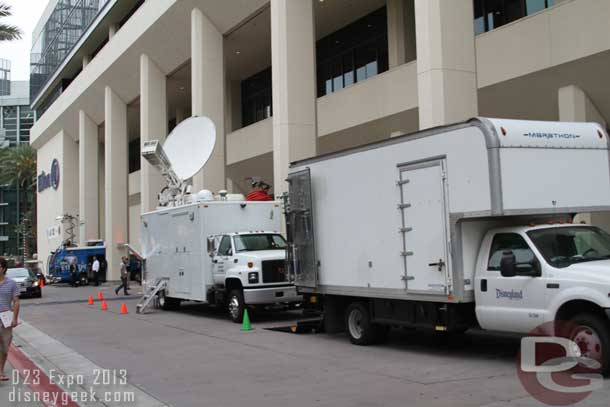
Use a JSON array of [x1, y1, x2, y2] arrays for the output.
[[0, 257, 20, 382], [92, 256, 100, 287], [115, 257, 130, 296]]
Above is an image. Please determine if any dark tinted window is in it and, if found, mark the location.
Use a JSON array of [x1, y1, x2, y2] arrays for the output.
[[488, 233, 535, 270], [528, 226, 610, 268], [217, 236, 232, 256], [317, 7, 388, 97], [474, 0, 555, 35]]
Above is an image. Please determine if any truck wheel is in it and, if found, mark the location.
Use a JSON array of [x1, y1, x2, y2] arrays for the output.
[[345, 302, 385, 345], [158, 290, 180, 311], [79, 274, 89, 286], [228, 289, 245, 323], [569, 313, 610, 376]]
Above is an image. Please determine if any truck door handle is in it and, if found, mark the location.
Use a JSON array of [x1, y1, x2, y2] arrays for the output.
[[213, 260, 218, 264], [428, 259, 445, 271], [481, 279, 488, 292]]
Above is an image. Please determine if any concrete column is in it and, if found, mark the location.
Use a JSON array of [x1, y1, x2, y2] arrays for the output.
[[387, 0, 406, 68], [559, 85, 610, 232], [191, 8, 225, 193], [104, 86, 128, 281], [558, 85, 607, 128], [414, 0, 478, 130], [271, 0, 317, 196], [140, 54, 167, 213], [78, 111, 99, 244]]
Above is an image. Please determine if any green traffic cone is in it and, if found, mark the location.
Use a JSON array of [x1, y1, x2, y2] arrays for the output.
[[241, 309, 254, 331]]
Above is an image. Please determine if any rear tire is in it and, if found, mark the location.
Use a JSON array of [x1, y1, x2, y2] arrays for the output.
[[569, 313, 610, 376], [345, 302, 386, 345], [78, 273, 89, 286], [158, 290, 181, 310], [228, 289, 245, 323]]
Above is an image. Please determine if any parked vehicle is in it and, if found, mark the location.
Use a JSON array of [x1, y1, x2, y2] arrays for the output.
[[140, 199, 301, 321], [7, 268, 42, 298], [284, 117, 610, 373], [24, 260, 46, 285], [47, 244, 107, 285]]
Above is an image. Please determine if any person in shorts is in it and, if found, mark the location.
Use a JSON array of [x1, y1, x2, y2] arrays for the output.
[[0, 257, 20, 382]]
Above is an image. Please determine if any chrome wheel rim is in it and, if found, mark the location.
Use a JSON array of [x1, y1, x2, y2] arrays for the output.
[[348, 309, 364, 340], [573, 324, 603, 362], [229, 296, 241, 320]]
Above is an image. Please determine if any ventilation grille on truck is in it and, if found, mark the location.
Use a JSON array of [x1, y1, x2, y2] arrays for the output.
[[262, 260, 287, 283]]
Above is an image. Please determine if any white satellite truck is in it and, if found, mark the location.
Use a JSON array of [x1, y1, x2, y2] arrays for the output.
[[285, 117, 610, 373], [136, 117, 300, 322]]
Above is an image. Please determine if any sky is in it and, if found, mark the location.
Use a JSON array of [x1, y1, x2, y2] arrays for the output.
[[0, 0, 48, 81]]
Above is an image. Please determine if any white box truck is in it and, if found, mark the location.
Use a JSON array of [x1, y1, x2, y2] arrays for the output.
[[139, 199, 301, 322], [285, 117, 610, 372]]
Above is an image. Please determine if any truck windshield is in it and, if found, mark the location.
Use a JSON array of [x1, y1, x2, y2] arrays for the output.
[[234, 234, 287, 252], [527, 226, 610, 268]]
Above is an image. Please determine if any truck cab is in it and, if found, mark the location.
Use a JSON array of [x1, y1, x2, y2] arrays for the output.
[[209, 231, 301, 322], [475, 223, 610, 369]]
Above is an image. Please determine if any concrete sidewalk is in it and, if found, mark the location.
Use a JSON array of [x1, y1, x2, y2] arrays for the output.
[[0, 361, 45, 407]]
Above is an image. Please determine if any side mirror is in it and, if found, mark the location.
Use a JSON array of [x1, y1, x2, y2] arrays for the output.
[[207, 237, 215, 257], [227, 248, 233, 257], [500, 250, 517, 277]]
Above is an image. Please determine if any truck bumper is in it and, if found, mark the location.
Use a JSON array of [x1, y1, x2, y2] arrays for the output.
[[243, 286, 302, 305]]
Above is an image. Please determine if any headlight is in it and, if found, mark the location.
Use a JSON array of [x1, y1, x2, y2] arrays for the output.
[[32, 281, 39, 287], [248, 272, 259, 284]]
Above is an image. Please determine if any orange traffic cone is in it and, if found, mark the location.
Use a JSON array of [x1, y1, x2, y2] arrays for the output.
[[98, 291, 104, 301], [120, 303, 128, 315], [101, 300, 108, 311], [88, 295, 94, 305], [39, 278, 45, 288]]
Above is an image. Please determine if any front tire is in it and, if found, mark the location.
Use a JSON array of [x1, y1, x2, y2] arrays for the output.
[[345, 302, 386, 345], [228, 289, 245, 323], [158, 290, 181, 310], [569, 313, 610, 376]]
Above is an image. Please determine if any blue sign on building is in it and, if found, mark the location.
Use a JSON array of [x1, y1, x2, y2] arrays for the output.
[[38, 159, 60, 192]]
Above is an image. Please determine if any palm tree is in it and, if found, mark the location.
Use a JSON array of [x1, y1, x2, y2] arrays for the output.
[[0, 145, 37, 258], [0, 3, 21, 41]]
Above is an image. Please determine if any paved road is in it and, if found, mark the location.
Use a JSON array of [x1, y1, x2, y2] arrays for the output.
[[9, 285, 610, 407]]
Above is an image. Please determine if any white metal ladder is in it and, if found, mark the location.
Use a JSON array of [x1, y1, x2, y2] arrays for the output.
[[136, 277, 169, 314]]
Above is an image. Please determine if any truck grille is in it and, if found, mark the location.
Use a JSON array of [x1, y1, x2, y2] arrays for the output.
[[262, 260, 287, 283]]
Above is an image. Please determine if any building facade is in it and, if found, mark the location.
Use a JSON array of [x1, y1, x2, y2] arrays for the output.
[[0, 59, 37, 256], [30, 0, 610, 279]]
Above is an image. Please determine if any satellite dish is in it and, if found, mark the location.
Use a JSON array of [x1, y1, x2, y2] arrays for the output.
[[163, 116, 216, 181]]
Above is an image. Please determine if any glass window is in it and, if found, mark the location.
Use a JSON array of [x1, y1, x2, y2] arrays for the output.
[[217, 236, 232, 256], [241, 67, 272, 127], [488, 233, 535, 270], [7, 268, 29, 278], [526, 0, 547, 14], [475, 0, 554, 35], [128, 138, 141, 173], [316, 7, 388, 97], [528, 227, 610, 268], [234, 234, 287, 252]]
